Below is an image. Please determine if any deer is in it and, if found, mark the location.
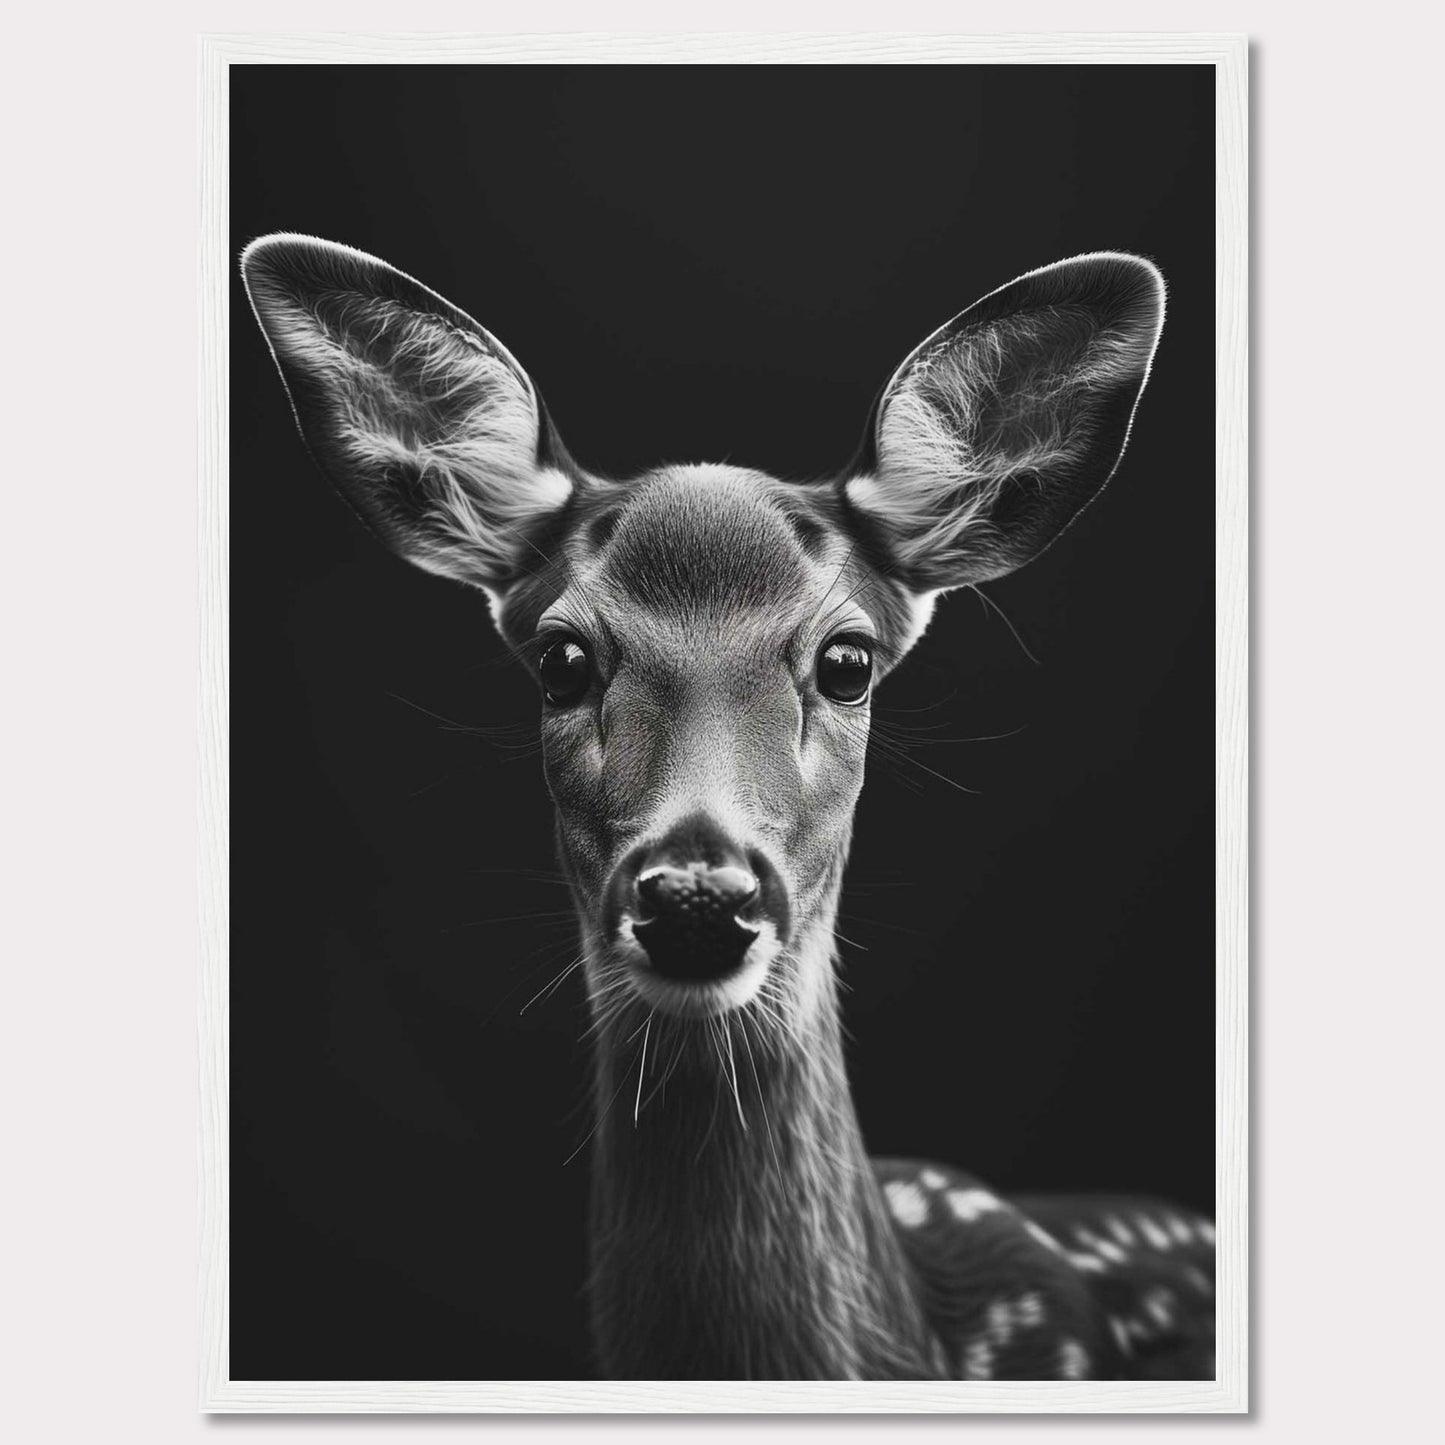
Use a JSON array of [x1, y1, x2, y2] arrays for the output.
[[241, 234, 1216, 1382]]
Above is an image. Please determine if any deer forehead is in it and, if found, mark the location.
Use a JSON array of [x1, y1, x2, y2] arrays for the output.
[[537, 466, 916, 662], [591, 466, 823, 615]]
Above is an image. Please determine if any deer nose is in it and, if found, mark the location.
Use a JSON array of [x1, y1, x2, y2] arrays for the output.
[[637, 863, 760, 919], [631, 847, 762, 983]]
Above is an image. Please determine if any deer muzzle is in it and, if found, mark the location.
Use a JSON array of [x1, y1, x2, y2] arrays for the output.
[[610, 810, 789, 989]]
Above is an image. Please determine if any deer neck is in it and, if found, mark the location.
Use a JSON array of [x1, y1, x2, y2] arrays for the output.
[[585, 929, 938, 1380]]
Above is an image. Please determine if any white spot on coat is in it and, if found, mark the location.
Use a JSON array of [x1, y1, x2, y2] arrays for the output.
[[1184, 1265, 1214, 1295], [1169, 1216, 1194, 1245], [1067, 1250, 1107, 1274], [884, 1179, 929, 1228], [1144, 1288, 1176, 1327], [947, 1188, 1002, 1223], [962, 1338, 995, 1379], [1057, 1339, 1090, 1379], [1109, 1317, 1134, 1355], [1106, 1214, 1135, 1246], [983, 1292, 1047, 1352], [919, 1168, 947, 1190], [1198, 1219, 1217, 1246], [1138, 1215, 1173, 1250], [1025, 1219, 1063, 1254], [1074, 1227, 1126, 1266], [986, 1300, 1015, 1347]]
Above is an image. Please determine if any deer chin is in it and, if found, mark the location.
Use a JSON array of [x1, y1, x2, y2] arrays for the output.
[[609, 917, 779, 1021]]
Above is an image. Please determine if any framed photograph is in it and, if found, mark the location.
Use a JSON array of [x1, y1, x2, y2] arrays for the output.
[[200, 32, 1247, 1412]]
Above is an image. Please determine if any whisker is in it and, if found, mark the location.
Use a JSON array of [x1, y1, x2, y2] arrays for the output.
[[873, 719, 1027, 746], [836, 714, 981, 795], [693, 1040, 726, 1163], [562, 1052, 639, 1167], [518, 954, 585, 1015], [465, 866, 571, 884], [969, 582, 1041, 666], [874, 690, 960, 716], [637, 1026, 689, 1117], [807, 542, 858, 630], [636, 1025, 681, 1115], [473, 934, 589, 1030], [457, 910, 576, 929], [739, 1018, 781, 1181], [839, 909, 929, 939], [722, 1018, 747, 1130], [633, 1014, 653, 1125], [815, 572, 881, 638], [385, 690, 531, 739]]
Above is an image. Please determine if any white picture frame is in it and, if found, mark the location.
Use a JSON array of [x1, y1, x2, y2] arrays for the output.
[[199, 29, 1247, 1414]]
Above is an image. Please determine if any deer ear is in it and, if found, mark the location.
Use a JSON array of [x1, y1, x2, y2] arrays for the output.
[[241, 233, 573, 597], [845, 253, 1165, 589]]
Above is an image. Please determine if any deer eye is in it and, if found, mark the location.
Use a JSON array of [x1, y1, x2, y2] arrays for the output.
[[817, 639, 873, 705], [539, 639, 591, 707]]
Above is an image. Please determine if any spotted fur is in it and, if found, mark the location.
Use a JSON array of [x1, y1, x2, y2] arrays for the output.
[[876, 1159, 1216, 1379]]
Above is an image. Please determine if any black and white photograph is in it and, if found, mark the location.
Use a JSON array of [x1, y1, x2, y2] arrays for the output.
[[224, 49, 1232, 1401], [17, 7, 1445, 1442]]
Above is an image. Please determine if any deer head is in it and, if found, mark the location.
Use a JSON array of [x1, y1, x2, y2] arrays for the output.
[[242, 235, 1164, 1074]]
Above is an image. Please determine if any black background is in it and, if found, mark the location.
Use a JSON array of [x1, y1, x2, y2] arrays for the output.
[[231, 65, 1214, 1381]]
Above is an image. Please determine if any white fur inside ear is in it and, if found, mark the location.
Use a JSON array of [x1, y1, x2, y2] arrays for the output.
[[868, 302, 1154, 582], [264, 288, 570, 586]]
